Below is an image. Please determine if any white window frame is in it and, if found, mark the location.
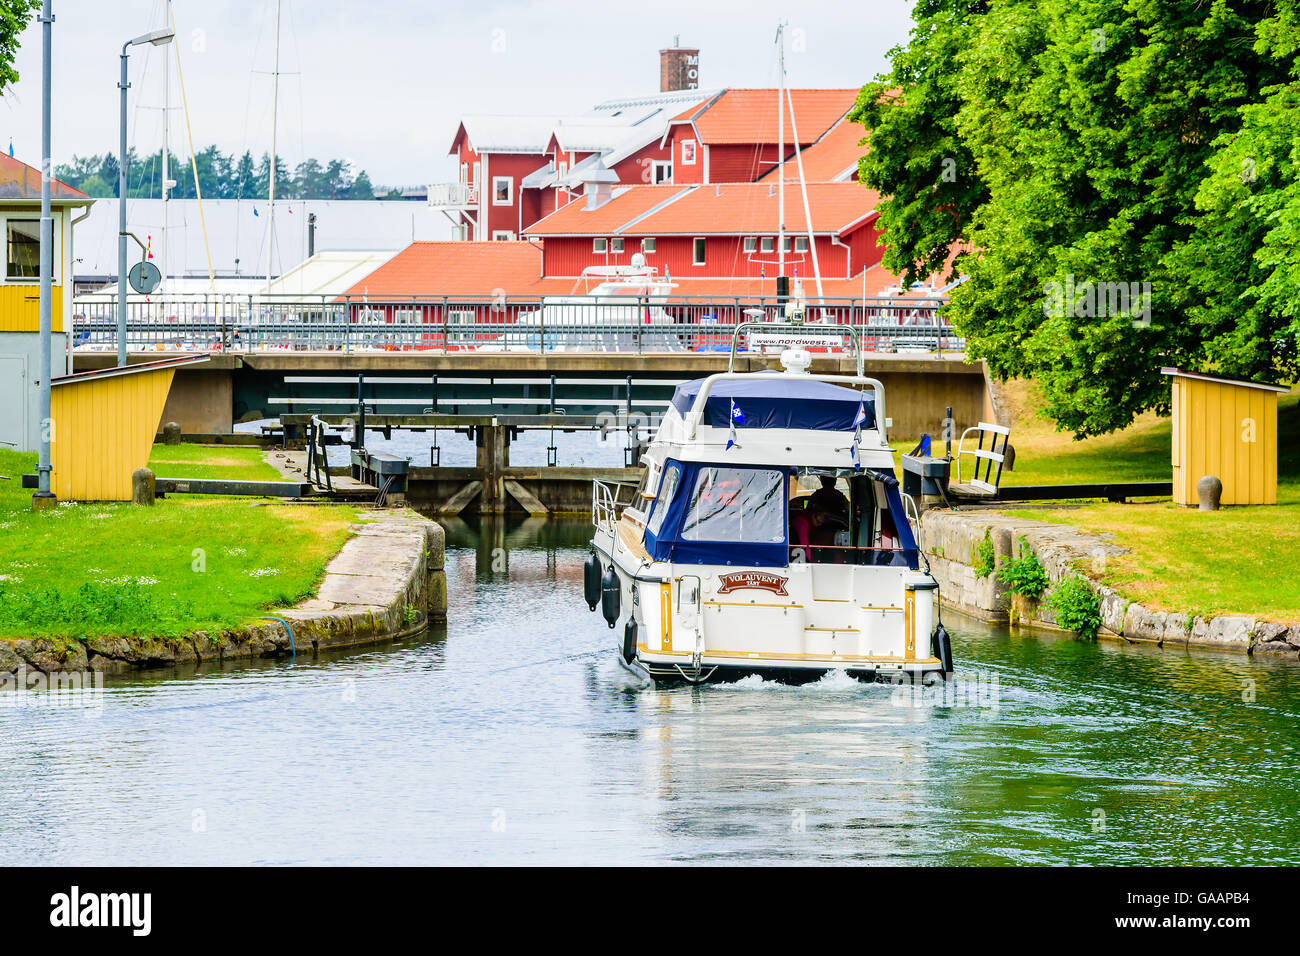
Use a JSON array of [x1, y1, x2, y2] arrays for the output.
[[610, 237, 624, 254], [492, 176, 513, 206], [641, 237, 656, 253], [681, 139, 697, 165], [4, 217, 50, 284], [492, 230, 515, 241], [593, 238, 608, 254], [760, 236, 774, 254], [693, 237, 706, 265], [794, 235, 809, 253], [392, 308, 421, 325], [743, 236, 757, 254], [652, 161, 672, 184]]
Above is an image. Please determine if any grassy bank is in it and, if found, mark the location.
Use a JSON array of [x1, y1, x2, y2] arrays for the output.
[[0, 445, 357, 639], [994, 382, 1300, 621]]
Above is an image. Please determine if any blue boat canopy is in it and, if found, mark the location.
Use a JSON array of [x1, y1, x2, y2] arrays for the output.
[[670, 377, 874, 432]]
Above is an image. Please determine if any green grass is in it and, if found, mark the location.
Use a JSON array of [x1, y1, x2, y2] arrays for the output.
[[995, 384, 1300, 622], [147, 443, 282, 482], [0, 446, 358, 639]]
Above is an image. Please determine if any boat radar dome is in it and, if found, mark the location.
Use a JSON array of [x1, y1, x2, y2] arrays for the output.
[[630, 252, 647, 270], [780, 348, 813, 374]]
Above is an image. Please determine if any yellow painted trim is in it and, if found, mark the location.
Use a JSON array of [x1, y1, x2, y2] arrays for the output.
[[637, 643, 941, 665], [804, 626, 860, 633], [659, 581, 673, 652], [703, 600, 801, 608], [904, 589, 916, 660]]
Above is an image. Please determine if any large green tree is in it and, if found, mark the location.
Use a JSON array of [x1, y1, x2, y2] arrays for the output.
[[858, 0, 1297, 436], [0, 0, 38, 93]]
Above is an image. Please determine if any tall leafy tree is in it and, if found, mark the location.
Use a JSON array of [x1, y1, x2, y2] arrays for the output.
[[0, 0, 38, 92], [859, 0, 1293, 435], [850, 0, 989, 286]]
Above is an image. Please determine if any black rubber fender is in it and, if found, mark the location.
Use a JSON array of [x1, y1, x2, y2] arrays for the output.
[[583, 551, 601, 611], [601, 563, 621, 629], [622, 618, 637, 663]]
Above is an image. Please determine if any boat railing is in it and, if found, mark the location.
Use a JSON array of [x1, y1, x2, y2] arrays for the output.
[[592, 478, 632, 532]]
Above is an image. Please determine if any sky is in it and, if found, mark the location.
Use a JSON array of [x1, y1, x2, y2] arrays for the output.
[[0, 0, 916, 190]]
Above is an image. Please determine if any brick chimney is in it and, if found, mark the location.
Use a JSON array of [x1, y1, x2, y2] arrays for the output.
[[659, 37, 699, 92]]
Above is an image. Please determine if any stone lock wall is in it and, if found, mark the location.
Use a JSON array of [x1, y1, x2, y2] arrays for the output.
[[0, 510, 447, 676], [919, 508, 1300, 659]]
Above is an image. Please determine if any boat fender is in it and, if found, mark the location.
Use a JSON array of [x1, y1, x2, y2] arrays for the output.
[[584, 551, 601, 611], [622, 618, 638, 664], [601, 564, 621, 629], [933, 624, 954, 675]]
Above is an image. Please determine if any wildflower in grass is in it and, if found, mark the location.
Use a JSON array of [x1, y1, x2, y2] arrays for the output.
[[246, 567, 280, 578]]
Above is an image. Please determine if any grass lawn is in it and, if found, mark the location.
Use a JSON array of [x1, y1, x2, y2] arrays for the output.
[[992, 382, 1300, 622], [0, 445, 358, 639], [146, 443, 283, 482]]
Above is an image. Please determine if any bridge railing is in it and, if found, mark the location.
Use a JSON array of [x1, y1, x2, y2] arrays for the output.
[[70, 293, 962, 355]]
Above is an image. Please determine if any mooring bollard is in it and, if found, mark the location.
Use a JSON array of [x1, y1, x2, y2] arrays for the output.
[[163, 421, 182, 445], [1197, 475, 1222, 511], [132, 467, 156, 506]]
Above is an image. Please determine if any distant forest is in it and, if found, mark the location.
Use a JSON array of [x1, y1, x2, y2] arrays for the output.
[[53, 146, 406, 201]]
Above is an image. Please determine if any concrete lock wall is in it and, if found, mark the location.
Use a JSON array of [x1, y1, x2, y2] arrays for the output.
[[920, 508, 1300, 658]]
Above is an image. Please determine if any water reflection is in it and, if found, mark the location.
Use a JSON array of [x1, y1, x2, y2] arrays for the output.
[[0, 515, 1296, 865]]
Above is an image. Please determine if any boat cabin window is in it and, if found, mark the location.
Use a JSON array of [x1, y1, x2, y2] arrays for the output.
[[680, 466, 785, 544], [646, 463, 681, 537], [788, 469, 913, 567]]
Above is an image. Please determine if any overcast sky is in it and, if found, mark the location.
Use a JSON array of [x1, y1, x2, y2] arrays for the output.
[[1, 0, 915, 189]]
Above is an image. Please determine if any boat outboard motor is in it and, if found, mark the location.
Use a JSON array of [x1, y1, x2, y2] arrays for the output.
[[601, 564, 621, 629], [622, 619, 638, 663], [933, 623, 954, 676], [584, 551, 601, 611]]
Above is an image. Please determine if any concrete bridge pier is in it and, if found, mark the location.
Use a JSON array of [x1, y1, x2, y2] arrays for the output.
[[476, 423, 511, 514]]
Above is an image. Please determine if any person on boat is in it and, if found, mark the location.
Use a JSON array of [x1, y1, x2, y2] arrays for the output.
[[809, 475, 850, 526], [790, 499, 836, 563]]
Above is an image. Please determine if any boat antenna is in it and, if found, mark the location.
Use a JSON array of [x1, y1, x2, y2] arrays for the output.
[[169, 1, 217, 293]]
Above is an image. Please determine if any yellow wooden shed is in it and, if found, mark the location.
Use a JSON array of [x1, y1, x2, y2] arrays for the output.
[[1162, 367, 1290, 507], [50, 355, 209, 501]]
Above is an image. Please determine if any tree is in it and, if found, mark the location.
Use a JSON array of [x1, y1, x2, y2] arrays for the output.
[[849, 0, 989, 287], [349, 169, 374, 200], [0, 0, 38, 93], [859, 0, 1294, 436]]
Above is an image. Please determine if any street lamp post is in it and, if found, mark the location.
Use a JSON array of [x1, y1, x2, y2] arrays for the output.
[[33, 0, 54, 509], [117, 26, 174, 368]]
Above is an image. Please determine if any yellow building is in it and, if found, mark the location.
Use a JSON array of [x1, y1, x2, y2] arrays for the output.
[[0, 152, 93, 451], [1162, 367, 1290, 506], [50, 355, 208, 501]]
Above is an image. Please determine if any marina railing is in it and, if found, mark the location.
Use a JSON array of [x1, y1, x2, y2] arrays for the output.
[[69, 292, 962, 356]]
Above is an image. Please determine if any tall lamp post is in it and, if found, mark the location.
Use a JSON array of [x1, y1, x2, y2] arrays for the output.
[[117, 26, 174, 368], [32, 0, 54, 509]]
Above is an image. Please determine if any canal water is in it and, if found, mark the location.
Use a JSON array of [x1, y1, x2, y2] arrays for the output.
[[2, 517, 1298, 866]]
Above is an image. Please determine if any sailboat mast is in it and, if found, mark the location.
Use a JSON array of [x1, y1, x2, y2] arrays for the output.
[[160, 2, 170, 293], [776, 22, 785, 284], [265, 0, 282, 295]]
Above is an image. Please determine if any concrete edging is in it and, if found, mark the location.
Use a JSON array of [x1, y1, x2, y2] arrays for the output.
[[0, 510, 447, 675], [920, 509, 1300, 659]]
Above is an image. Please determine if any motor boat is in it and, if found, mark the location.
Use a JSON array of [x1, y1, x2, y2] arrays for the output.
[[585, 323, 953, 685]]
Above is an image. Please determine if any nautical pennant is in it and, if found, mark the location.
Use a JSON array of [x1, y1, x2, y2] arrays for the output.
[[850, 394, 867, 470], [726, 399, 745, 450]]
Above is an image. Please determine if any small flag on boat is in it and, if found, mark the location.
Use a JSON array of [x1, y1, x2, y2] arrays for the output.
[[145, 234, 153, 260], [726, 399, 744, 450], [253, 207, 260, 217], [851, 394, 866, 470]]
